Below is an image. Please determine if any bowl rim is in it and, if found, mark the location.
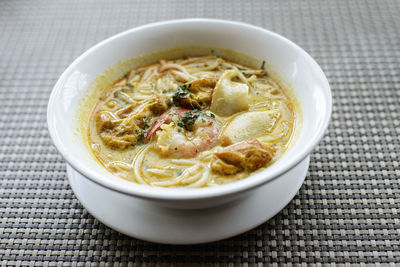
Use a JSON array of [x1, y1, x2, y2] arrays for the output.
[[47, 18, 332, 201]]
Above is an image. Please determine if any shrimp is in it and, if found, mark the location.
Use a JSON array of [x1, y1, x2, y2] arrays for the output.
[[145, 108, 190, 143], [146, 108, 220, 158]]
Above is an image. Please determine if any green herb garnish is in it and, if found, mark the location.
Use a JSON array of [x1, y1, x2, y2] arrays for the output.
[[176, 110, 216, 131], [172, 84, 191, 104], [177, 121, 185, 128], [137, 129, 147, 145], [181, 110, 200, 128]]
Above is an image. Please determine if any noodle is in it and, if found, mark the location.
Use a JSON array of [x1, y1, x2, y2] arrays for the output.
[[145, 168, 174, 177], [133, 146, 150, 185], [150, 165, 199, 187], [170, 159, 197, 165], [188, 167, 210, 188], [159, 62, 189, 73], [141, 66, 158, 81], [170, 70, 196, 82]]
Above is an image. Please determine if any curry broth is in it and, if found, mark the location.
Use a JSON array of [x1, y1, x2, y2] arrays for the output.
[[83, 47, 299, 187]]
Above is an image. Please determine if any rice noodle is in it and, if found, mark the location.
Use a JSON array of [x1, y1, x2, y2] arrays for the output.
[[171, 70, 196, 81], [232, 66, 254, 93], [117, 91, 135, 104], [188, 167, 210, 188], [170, 159, 196, 165], [106, 161, 132, 172], [133, 146, 150, 184], [141, 66, 158, 81], [150, 165, 199, 187], [145, 168, 174, 177]]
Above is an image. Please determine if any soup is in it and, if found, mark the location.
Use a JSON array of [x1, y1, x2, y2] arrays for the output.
[[88, 54, 297, 187]]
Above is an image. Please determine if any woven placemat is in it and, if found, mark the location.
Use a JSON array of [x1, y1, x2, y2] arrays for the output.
[[1, 0, 399, 265]]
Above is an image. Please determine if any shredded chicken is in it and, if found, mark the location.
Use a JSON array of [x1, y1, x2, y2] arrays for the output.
[[173, 77, 217, 109], [95, 112, 142, 150], [210, 157, 242, 175], [211, 139, 275, 175], [96, 94, 169, 150], [148, 94, 170, 115]]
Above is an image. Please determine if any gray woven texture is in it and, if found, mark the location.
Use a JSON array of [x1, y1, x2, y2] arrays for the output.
[[1, 0, 399, 265]]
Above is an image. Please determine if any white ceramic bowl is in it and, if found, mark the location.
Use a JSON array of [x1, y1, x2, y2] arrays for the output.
[[47, 19, 331, 210]]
